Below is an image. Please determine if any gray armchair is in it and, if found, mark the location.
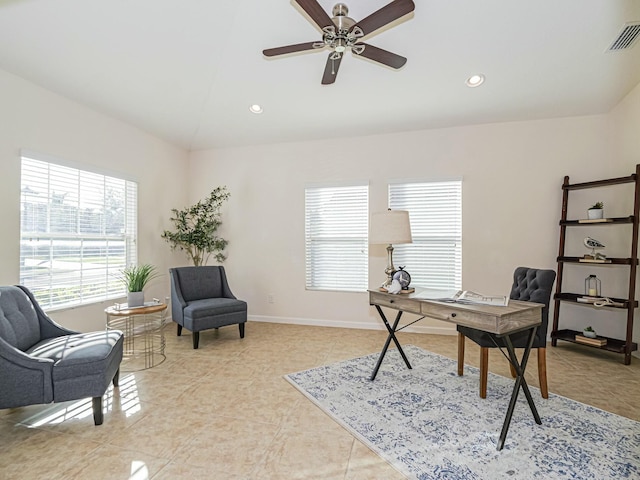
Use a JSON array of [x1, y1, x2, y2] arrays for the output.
[[0, 285, 123, 425], [170, 266, 247, 349]]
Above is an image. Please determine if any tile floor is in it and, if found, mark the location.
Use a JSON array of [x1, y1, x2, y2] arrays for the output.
[[1, 321, 639, 479]]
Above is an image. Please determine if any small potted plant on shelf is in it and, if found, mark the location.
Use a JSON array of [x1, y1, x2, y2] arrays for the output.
[[119, 264, 159, 307], [583, 326, 597, 338], [588, 201, 604, 220]]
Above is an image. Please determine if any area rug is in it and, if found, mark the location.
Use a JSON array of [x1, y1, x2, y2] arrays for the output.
[[285, 346, 640, 479]]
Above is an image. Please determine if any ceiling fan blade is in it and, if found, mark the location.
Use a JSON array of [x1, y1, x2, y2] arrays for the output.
[[350, 0, 415, 37], [263, 42, 320, 57], [353, 43, 407, 69], [321, 52, 342, 85], [294, 0, 334, 30]]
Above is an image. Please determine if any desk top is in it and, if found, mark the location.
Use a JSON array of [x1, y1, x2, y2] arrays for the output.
[[105, 302, 167, 316], [369, 289, 542, 335]]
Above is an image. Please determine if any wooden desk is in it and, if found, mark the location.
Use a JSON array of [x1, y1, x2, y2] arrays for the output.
[[369, 289, 543, 451]]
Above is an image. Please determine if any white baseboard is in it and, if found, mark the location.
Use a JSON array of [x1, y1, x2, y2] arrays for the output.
[[248, 314, 456, 336]]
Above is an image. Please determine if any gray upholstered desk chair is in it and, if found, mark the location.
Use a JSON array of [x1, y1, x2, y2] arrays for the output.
[[457, 267, 556, 399], [170, 266, 247, 349]]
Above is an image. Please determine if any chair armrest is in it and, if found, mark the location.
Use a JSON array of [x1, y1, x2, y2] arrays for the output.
[[170, 270, 188, 323], [0, 337, 54, 408], [219, 268, 237, 300]]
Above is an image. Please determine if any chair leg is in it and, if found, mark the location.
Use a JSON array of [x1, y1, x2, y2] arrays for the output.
[[509, 362, 517, 378], [538, 347, 548, 399], [479, 347, 489, 399], [92, 396, 104, 426], [113, 368, 120, 388], [239, 323, 245, 339], [192, 331, 199, 349], [177, 324, 182, 336], [457, 332, 465, 376]]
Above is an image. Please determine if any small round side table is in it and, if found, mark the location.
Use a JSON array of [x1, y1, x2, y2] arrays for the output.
[[105, 303, 167, 371]]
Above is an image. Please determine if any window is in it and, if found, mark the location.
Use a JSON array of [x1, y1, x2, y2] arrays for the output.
[[389, 180, 462, 290], [305, 184, 368, 292], [20, 153, 138, 309]]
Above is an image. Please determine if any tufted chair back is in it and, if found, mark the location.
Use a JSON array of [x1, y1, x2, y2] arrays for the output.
[[508, 267, 556, 347], [0, 286, 43, 351]]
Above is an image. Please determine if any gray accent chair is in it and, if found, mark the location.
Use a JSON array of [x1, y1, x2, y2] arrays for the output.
[[457, 267, 556, 399], [0, 285, 123, 425], [170, 266, 247, 349]]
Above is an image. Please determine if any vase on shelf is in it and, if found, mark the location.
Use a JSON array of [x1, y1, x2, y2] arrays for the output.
[[587, 208, 604, 220]]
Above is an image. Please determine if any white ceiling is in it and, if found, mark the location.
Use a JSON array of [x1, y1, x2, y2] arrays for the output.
[[1, 0, 639, 151]]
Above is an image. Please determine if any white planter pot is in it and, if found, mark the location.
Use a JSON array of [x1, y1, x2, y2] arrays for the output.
[[587, 208, 603, 220], [127, 291, 144, 307]]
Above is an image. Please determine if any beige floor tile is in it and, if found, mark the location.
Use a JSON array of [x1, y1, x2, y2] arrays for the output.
[[153, 461, 246, 479], [0, 428, 101, 479], [253, 422, 353, 479], [52, 444, 170, 480], [170, 416, 280, 477]]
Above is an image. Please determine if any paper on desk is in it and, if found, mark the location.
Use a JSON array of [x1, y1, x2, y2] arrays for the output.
[[412, 289, 509, 306], [454, 290, 509, 306]]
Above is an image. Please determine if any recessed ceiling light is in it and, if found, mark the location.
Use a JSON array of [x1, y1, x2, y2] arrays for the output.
[[249, 104, 263, 114], [466, 74, 485, 88]]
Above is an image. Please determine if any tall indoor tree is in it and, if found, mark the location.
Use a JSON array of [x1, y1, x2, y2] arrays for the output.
[[161, 186, 230, 266]]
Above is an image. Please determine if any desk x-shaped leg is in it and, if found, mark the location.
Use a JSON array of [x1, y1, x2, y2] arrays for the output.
[[370, 305, 412, 381], [496, 325, 542, 451]]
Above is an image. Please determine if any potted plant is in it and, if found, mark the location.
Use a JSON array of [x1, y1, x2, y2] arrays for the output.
[[119, 264, 159, 307], [588, 201, 604, 220], [583, 326, 597, 338], [161, 186, 230, 266]]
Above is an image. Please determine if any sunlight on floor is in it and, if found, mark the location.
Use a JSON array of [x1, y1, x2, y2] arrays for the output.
[[129, 460, 149, 480], [20, 373, 142, 427]]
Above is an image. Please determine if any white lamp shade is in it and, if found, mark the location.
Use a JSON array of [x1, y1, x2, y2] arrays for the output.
[[369, 210, 413, 245]]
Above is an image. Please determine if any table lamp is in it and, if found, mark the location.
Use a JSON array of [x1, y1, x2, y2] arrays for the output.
[[369, 209, 413, 288]]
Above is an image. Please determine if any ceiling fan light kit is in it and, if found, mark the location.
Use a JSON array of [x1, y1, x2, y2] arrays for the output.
[[263, 0, 415, 85]]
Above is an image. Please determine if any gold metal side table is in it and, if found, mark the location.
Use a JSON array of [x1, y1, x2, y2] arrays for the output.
[[105, 303, 167, 371]]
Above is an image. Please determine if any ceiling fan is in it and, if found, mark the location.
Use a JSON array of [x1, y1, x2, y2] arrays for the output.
[[263, 0, 415, 85]]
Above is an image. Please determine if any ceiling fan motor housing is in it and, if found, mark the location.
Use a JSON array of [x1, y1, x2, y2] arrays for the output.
[[322, 3, 362, 53], [332, 3, 355, 33]]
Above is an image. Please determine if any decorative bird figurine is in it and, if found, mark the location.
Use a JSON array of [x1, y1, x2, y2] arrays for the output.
[[584, 237, 606, 259]]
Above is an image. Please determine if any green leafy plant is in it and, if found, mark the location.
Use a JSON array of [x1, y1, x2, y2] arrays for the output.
[[119, 264, 159, 292], [161, 186, 230, 266], [584, 326, 595, 332], [589, 201, 604, 210]]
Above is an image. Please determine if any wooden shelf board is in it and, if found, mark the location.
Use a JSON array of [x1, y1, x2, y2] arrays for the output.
[[552, 329, 638, 354], [563, 174, 636, 190], [560, 216, 634, 226], [557, 256, 637, 265], [554, 292, 636, 308]]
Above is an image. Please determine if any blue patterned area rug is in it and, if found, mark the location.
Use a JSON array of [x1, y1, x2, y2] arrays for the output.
[[285, 345, 640, 480]]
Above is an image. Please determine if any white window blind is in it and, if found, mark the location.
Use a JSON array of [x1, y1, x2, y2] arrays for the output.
[[389, 180, 462, 290], [20, 155, 138, 310], [305, 184, 368, 292]]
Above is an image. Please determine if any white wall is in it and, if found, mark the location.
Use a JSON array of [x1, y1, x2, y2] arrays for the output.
[[0, 68, 189, 331], [188, 112, 632, 338]]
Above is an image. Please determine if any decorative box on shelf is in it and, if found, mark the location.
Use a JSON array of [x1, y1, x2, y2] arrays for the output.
[[574, 335, 607, 347]]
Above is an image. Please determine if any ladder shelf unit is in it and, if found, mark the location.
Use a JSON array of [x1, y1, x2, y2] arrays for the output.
[[551, 165, 640, 365]]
